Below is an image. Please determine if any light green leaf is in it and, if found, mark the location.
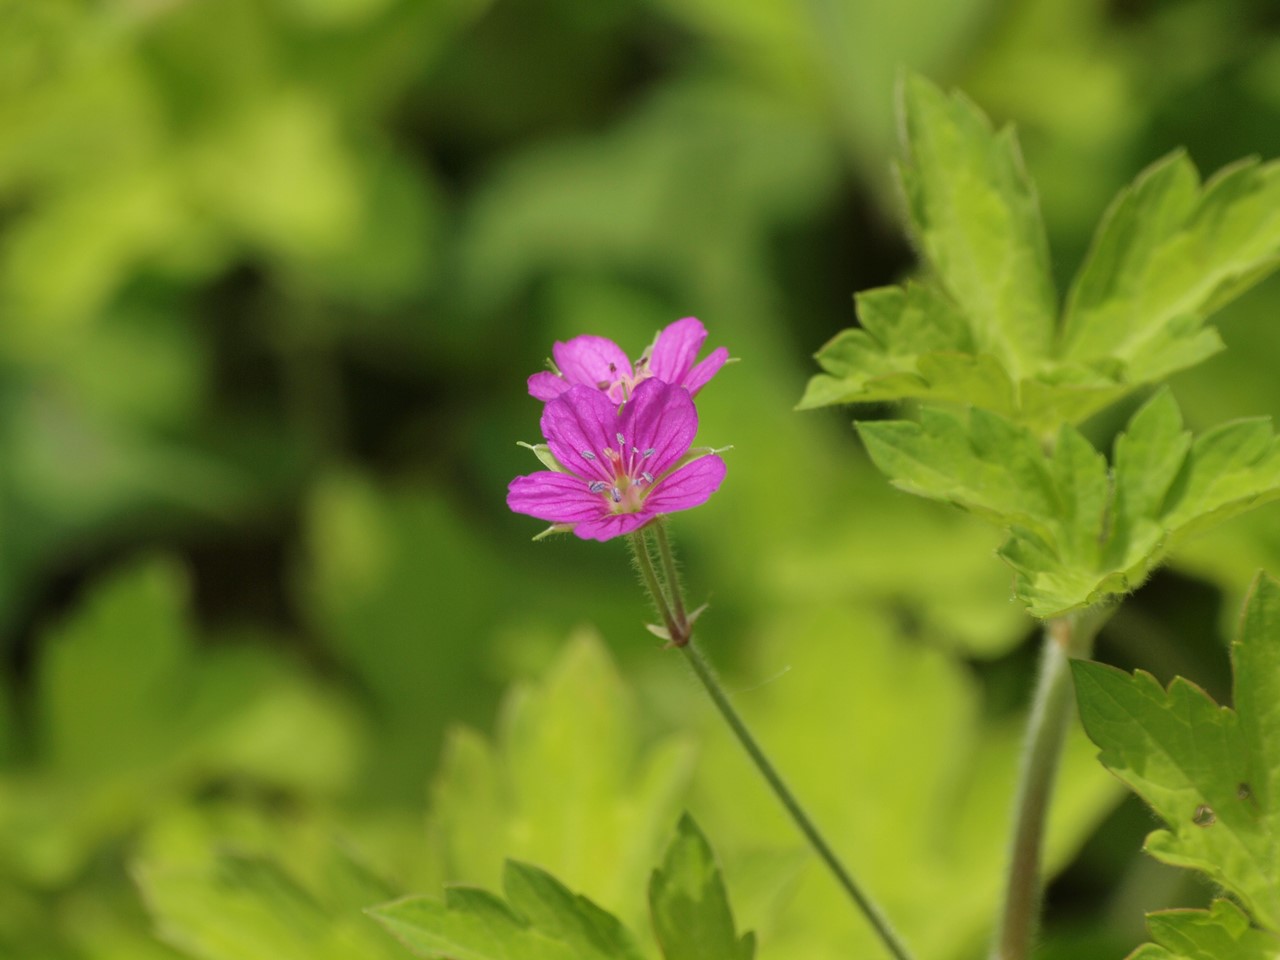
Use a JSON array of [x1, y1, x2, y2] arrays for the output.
[[1063, 152, 1280, 378], [135, 806, 403, 960], [896, 73, 1056, 379], [1130, 900, 1280, 960], [803, 79, 1280, 433], [649, 815, 754, 960], [797, 282, 1016, 414], [859, 392, 1280, 617], [1074, 572, 1280, 930], [428, 631, 695, 928], [369, 861, 644, 960]]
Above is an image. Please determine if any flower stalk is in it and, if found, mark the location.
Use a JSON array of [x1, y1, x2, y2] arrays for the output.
[[629, 525, 915, 960]]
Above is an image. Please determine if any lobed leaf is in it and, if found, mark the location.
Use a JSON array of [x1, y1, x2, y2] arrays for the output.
[[648, 815, 755, 960], [859, 392, 1280, 617], [1074, 572, 1280, 932], [1128, 900, 1280, 960], [370, 860, 646, 960], [802, 75, 1280, 433], [896, 73, 1057, 379]]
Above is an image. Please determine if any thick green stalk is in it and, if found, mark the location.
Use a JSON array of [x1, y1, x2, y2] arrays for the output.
[[992, 609, 1109, 960], [628, 528, 915, 960]]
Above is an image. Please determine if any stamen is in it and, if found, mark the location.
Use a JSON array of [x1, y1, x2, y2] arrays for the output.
[[611, 487, 622, 503], [641, 471, 654, 484], [589, 481, 607, 494], [581, 451, 596, 461], [616, 432, 625, 446], [643, 448, 655, 458]]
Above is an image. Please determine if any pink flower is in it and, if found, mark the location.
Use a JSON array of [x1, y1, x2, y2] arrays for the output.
[[508, 379, 727, 541], [528, 317, 730, 404]]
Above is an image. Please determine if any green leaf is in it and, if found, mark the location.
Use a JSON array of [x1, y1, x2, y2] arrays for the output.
[[369, 861, 644, 960], [649, 815, 754, 960], [1062, 152, 1280, 382], [896, 73, 1057, 379], [427, 631, 695, 928], [797, 282, 1016, 414], [802, 78, 1280, 432], [1074, 572, 1280, 930], [858, 392, 1280, 617], [1130, 900, 1280, 960], [0, 559, 360, 886], [135, 805, 403, 960]]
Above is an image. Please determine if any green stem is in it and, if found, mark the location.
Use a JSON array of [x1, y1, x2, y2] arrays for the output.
[[628, 529, 915, 960], [653, 521, 687, 626], [992, 610, 1108, 960]]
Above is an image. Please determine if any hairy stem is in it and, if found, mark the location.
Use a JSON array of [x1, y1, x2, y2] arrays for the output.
[[992, 609, 1109, 960], [628, 528, 915, 960]]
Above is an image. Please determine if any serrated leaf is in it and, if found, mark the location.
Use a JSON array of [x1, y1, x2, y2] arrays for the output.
[[1074, 572, 1280, 930], [859, 392, 1280, 617], [797, 283, 1016, 415], [503, 862, 646, 960], [369, 861, 643, 960], [1130, 900, 1280, 960], [802, 79, 1280, 432], [649, 815, 754, 960], [896, 73, 1057, 379], [1063, 152, 1280, 377]]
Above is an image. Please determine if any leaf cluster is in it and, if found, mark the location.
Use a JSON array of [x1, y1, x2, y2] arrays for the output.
[[802, 75, 1280, 434], [805, 74, 1280, 618]]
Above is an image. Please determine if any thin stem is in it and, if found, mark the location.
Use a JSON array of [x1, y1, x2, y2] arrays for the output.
[[992, 609, 1109, 960], [653, 521, 687, 625], [629, 527, 915, 960], [681, 640, 914, 960]]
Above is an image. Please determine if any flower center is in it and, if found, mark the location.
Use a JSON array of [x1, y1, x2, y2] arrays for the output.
[[583, 432, 656, 513]]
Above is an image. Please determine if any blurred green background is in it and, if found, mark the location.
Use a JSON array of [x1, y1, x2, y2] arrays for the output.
[[4, 0, 1280, 957]]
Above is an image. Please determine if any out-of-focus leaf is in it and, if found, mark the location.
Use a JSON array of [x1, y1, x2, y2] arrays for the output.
[[428, 631, 695, 928], [1074, 572, 1280, 931], [649, 814, 754, 960], [0, 559, 361, 886], [135, 806, 402, 960], [689, 603, 1117, 958], [371, 859, 645, 960]]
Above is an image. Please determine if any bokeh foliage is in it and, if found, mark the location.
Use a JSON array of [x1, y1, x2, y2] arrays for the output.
[[3, 0, 1280, 958]]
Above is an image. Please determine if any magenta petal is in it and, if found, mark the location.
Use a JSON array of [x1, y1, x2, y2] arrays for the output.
[[573, 512, 653, 542], [507, 472, 604, 523], [528, 371, 569, 401], [644, 455, 726, 514], [540, 385, 620, 481], [553, 335, 632, 389], [620, 379, 697, 479], [682, 346, 729, 395], [648, 317, 707, 383]]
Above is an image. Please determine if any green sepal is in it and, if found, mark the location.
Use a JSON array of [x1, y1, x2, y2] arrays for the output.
[[518, 441, 567, 473]]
